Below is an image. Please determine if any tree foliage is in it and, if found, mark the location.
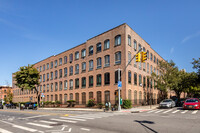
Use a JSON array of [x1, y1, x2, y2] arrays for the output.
[[6, 88, 13, 104]]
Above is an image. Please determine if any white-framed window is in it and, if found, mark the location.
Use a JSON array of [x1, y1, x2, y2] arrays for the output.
[[104, 39, 110, 50], [104, 55, 110, 67], [82, 62, 86, 72], [97, 57, 102, 69], [69, 66, 73, 75], [64, 67, 67, 77], [69, 54, 73, 63], [115, 51, 121, 64], [81, 49, 86, 58], [75, 51, 79, 60], [75, 64, 79, 74], [69, 79, 73, 90], [64, 80, 68, 90], [147, 63, 149, 73], [89, 60, 93, 71], [59, 58, 62, 65], [128, 35, 131, 46], [89, 46, 93, 55], [134, 40, 137, 51], [96, 43, 101, 53], [64, 56, 67, 64], [115, 35, 121, 46]]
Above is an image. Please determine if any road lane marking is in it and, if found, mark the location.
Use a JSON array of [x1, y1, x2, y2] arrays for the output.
[[154, 110, 163, 113], [39, 120, 58, 124], [0, 128, 13, 133], [0, 120, 38, 132], [60, 117, 86, 121], [172, 110, 180, 113], [163, 109, 173, 114], [147, 110, 157, 113], [50, 118, 77, 123], [81, 128, 90, 131], [181, 110, 188, 114], [27, 122, 53, 128], [192, 110, 198, 114], [18, 114, 49, 119], [68, 116, 94, 119]]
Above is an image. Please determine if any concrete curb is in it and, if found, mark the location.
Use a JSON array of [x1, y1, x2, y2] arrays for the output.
[[38, 108, 104, 112]]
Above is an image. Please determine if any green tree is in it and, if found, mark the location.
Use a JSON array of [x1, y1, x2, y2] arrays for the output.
[[6, 88, 13, 104], [14, 65, 40, 105]]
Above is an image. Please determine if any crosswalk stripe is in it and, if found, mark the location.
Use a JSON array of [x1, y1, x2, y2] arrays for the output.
[[74, 115, 102, 118], [172, 110, 180, 114], [154, 110, 163, 113], [68, 116, 94, 119], [39, 120, 58, 124], [0, 128, 13, 133], [50, 118, 77, 123], [181, 110, 188, 114], [147, 110, 157, 113], [192, 110, 198, 114], [59, 117, 86, 121], [163, 109, 173, 113], [27, 122, 53, 128]]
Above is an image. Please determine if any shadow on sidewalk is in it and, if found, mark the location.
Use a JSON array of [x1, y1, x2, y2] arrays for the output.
[[134, 120, 158, 133]]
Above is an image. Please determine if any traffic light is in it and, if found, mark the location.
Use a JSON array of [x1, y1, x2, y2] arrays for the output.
[[136, 52, 141, 62], [141, 52, 147, 62]]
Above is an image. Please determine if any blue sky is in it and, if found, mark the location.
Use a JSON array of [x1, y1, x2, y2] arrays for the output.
[[0, 0, 200, 86]]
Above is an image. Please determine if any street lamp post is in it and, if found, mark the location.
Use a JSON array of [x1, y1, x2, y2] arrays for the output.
[[118, 68, 121, 111]]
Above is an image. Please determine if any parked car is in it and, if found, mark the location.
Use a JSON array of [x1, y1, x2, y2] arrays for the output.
[[183, 98, 200, 110], [5, 103, 16, 109], [159, 99, 176, 108], [0, 104, 3, 109]]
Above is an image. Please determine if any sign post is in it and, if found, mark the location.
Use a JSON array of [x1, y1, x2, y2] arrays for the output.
[[118, 69, 121, 111]]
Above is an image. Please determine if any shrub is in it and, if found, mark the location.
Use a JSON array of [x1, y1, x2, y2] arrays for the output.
[[122, 99, 132, 109], [87, 98, 96, 107], [55, 101, 61, 104], [97, 103, 104, 109]]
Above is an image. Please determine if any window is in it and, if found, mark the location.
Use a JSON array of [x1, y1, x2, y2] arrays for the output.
[[70, 93, 73, 100], [40, 85, 42, 92], [89, 92, 93, 99], [154, 56, 156, 63], [64, 80, 68, 90], [59, 69, 62, 78], [64, 67, 67, 77], [69, 66, 73, 75], [96, 57, 102, 69], [89, 60, 93, 71], [105, 91, 110, 103], [139, 62, 142, 70], [43, 85, 45, 92], [40, 66, 42, 72], [143, 76, 146, 87], [147, 50, 149, 59], [104, 55, 110, 67], [139, 75, 142, 86], [82, 62, 86, 72], [43, 74, 45, 82], [128, 90, 132, 100], [89, 76, 93, 87], [134, 91, 137, 104], [151, 79, 153, 88], [82, 92, 86, 105], [69, 54, 73, 63], [55, 70, 58, 79], [64, 94, 68, 104], [139, 91, 142, 104], [64, 56, 67, 64], [59, 58, 62, 65], [51, 83, 53, 92], [55, 82, 58, 91], [151, 65, 152, 74], [128, 52, 131, 64], [150, 53, 153, 61], [47, 73, 49, 81], [81, 49, 86, 58], [82, 77, 86, 88], [75, 93, 79, 105], [147, 63, 149, 73], [138, 44, 142, 51], [115, 51, 121, 64], [157, 58, 159, 65], [134, 73, 137, 85], [115, 35, 121, 46], [128, 35, 131, 46], [59, 81, 62, 91], [104, 39, 110, 50], [143, 47, 146, 52], [128, 71, 131, 84], [69, 79, 73, 90], [97, 91, 102, 104], [75, 51, 79, 60], [50, 72, 53, 80], [43, 65, 45, 71], [75, 64, 79, 74], [51, 61, 53, 69], [147, 77, 150, 88], [96, 74, 101, 86], [104, 72, 110, 85], [143, 62, 146, 71], [96, 43, 101, 53], [115, 70, 121, 83], [154, 68, 156, 73], [47, 63, 49, 70], [55, 60, 57, 68], [75, 78, 79, 89], [134, 40, 137, 51], [89, 46, 93, 55], [134, 58, 137, 67]]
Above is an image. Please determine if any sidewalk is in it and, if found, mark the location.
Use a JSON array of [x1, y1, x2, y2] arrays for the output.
[[120, 104, 159, 113], [38, 107, 104, 112]]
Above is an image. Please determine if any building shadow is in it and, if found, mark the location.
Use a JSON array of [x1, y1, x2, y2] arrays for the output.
[[134, 120, 158, 133]]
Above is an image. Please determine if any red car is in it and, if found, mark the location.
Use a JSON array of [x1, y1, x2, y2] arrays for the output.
[[183, 98, 200, 110]]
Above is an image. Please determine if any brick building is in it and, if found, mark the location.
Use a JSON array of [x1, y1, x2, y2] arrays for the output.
[[12, 23, 165, 106], [0, 86, 12, 102]]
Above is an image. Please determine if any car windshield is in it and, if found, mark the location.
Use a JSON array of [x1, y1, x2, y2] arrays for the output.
[[162, 100, 172, 102], [185, 99, 199, 103]]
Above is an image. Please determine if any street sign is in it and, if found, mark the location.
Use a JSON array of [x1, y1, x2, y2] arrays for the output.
[[118, 81, 122, 87]]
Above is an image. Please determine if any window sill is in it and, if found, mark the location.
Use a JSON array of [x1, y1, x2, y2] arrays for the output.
[[81, 56, 86, 59], [104, 65, 110, 68], [114, 63, 121, 66], [88, 54, 93, 56], [88, 69, 93, 72], [104, 84, 110, 86], [88, 86, 93, 88], [75, 87, 79, 89], [96, 51, 101, 54], [81, 87, 86, 89], [75, 73, 79, 75], [103, 48, 109, 51], [96, 85, 101, 87], [114, 44, 121, 47], [96, 67, 102, 70], [82, 70, 86, 73]]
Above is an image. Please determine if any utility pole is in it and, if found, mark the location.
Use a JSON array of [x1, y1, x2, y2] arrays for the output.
[[118, 68, 121, 111]]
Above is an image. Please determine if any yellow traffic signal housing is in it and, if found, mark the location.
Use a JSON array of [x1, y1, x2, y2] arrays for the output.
[[136, 53, 141, 62], [141, 52, 147, 62]]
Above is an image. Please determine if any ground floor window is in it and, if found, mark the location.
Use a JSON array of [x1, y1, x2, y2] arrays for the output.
[[82, 92, 86, 105], [75, 93, 79, 105], [97, 91, 102, 104]]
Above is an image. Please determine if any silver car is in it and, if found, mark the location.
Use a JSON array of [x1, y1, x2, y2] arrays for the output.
[[159, 99, 176, 108]]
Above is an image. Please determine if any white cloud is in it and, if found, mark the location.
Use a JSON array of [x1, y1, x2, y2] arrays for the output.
[[181, 31, 200, 43], [170, 47, 174, 54]]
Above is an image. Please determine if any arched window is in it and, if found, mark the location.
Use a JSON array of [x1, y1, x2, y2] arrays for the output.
[[70, 93, 73, 100], [138, 44, 142, 51], [139, 91, 142, 104], [134, 40, 137, 51], [64, 80, 67, 90], [59, 81, 62, 91], [115, 35, 121, 46], [139, 75, 142, 86], [97, 91, 102, 104], [115, 51, 121, 64], [105, 91, 110, 103], [128, 90, 132, 100], [128, 71, 131, 84], [115, 70, 121, 83], [134, 91, 137, 104], [134, 73, 137, 85], [75, 93, 79, 105], [81, 49, 86, 58], [64, 94, 68, 104], [147, 50, 149, 59], [89, 92, 93, 99], [89, 46, 93, 55], [128, 35, 131, 46], [75, 51, 79, 60], [82, 92, 86, 105], [104, 55, 110, 67], [104, 39, 110, 50], [104, 73, 110, 85], [96, 42, 102, 52], [96, 74, 101, 86]]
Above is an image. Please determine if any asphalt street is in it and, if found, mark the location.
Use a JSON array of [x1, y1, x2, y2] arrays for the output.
[[0, 107, 200, 133]]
